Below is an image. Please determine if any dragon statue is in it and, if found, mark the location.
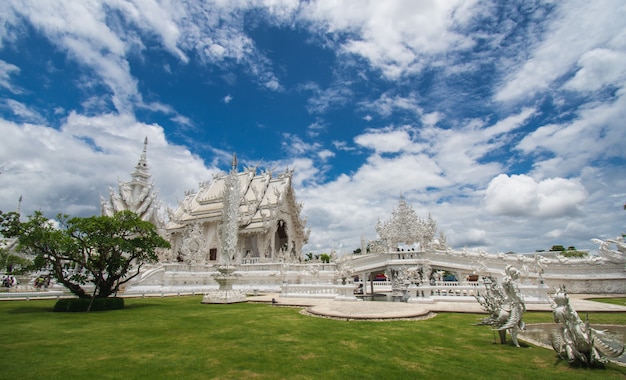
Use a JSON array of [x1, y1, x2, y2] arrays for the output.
[[475, 265, 526, 347], [550, 286, 624, 366]]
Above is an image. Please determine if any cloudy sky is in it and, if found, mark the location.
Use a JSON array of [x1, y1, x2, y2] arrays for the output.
[[1, 0, 625, 255]]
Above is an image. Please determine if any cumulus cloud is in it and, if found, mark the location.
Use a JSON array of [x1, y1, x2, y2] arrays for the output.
[[485, 174, 588, 218]]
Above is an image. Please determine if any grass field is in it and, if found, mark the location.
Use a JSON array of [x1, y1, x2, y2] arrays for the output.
[[0, 296, 624, 379]]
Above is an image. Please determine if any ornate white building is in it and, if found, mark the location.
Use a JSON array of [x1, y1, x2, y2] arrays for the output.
[[165, 158, 310, 266]]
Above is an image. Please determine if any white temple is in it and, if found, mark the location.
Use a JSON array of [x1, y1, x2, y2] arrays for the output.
[[165, 156, 310, 266], [99, 140, 624, 298]]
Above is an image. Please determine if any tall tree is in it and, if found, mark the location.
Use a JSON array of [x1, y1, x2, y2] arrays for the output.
[[0, 210, 170, 298]]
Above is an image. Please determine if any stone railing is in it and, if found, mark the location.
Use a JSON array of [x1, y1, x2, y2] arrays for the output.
[[0, 290, 66, 300], [406, 281, 550, 304], [407, 282, 481, 301], [280, 283, 358, 301], [162, 263, 213, 272]]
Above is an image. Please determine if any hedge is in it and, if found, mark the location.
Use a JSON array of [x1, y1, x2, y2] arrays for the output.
[[53, 297, 125, 312]]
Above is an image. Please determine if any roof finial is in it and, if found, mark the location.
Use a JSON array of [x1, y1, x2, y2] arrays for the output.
[[231, 152, 238, 173], [141, 137, 148, 160]]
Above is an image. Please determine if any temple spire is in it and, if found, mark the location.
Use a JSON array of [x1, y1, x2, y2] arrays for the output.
[[101, 138, 163, 228], [231, 152, 238, 173], [132, 137, 150, 182]]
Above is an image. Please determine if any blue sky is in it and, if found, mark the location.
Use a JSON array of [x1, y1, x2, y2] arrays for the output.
[[0, 0, 625, 254]]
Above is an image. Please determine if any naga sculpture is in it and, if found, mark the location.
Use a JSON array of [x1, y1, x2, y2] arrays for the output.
[[475, 265, 526, 347], [591, 237, 626, 264], [550, 286, 624, 366]]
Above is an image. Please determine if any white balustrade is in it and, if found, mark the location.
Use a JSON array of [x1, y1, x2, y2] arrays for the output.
[[280, 283, 358, 300]]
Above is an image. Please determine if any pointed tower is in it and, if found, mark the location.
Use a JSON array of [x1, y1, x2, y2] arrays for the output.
[[101, 138, 163, 228], [132, 137, 151, 184]]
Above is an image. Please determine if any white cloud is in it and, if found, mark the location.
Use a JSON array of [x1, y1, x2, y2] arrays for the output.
[[361, 92, 422, 117], [222, 94, 233, 104], [517, 89, 626, 178], [354, 127, 413, 153], [4, 99, 45, 124], [331, 140, 355, 152], [306, 120, 326, 138], [114, 0, 188, 62], [281, 133, 321, 156], [564, 48, 626, 92], [299, 0, 478, 79], [317, 149, 334, 161], [495, 0, 626, 102], [0, 59, 19, 92], [302, 82, 352, 114], [421, 111, 442, 127], [485, 174, 587, 218], [422, 108, 534, 185]]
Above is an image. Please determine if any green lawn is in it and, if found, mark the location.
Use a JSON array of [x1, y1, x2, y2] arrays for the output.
[[1, 296, 624, 379]]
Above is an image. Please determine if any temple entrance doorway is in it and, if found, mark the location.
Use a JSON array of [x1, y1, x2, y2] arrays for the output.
[[275, 220, 288, 254]]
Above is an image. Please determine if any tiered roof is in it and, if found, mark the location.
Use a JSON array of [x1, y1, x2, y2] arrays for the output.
[[167, 167, 306, 236]]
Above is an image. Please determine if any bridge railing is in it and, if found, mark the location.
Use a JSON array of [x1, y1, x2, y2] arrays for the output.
[[280, 283, 358, 301], [408, 282, 481, 299]]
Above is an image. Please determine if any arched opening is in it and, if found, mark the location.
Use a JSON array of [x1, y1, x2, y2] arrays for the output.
[[275, 220, 288, 254]]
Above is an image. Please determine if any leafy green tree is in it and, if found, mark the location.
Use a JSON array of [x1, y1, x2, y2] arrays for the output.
[[549, 245, 565, 251], [0, 210, 170, 299], [319, 253, 331, 263]]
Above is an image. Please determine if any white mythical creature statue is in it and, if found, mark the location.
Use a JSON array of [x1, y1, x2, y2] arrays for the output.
[[475, 265, 526, 347], [550, 286, 624, 366], [591, 237, 626, 264]]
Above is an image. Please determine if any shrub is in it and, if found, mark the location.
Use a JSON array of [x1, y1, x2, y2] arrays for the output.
[[53, 297, 125, 312]]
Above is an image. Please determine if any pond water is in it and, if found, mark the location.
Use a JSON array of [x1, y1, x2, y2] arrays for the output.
[[356, 293, 406, 302], [520, 324, 626, 364]]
